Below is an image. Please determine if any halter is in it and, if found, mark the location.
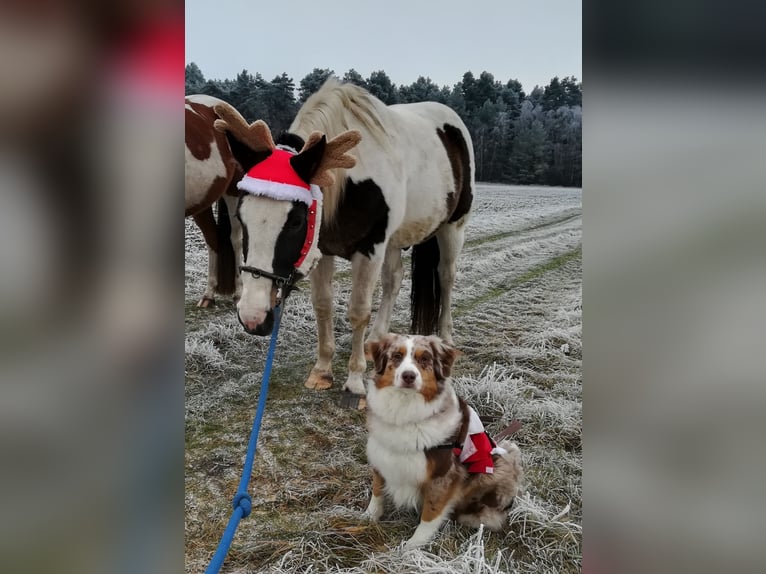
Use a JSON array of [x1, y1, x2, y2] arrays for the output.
[[235, 145, 323, 302], [237, 195, 318, 304], [238, 265, 296, 289], [237, 266, 294, 306]]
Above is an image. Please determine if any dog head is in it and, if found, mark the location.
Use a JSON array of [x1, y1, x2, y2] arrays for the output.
[[366, 334, 462, 401]]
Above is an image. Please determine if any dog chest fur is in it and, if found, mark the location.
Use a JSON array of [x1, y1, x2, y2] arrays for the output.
[[366, 384, 462, 510]]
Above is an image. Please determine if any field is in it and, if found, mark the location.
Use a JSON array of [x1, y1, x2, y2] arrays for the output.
[[185, 184, 582, 573]]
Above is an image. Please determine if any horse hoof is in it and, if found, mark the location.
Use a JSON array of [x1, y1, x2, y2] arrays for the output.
[[197, 297, 215, 308], [304, 370, 333, 390], [340, 393, 367, 410]]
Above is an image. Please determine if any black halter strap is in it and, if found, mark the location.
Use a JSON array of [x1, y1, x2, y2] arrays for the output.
[[239, 265, 297, 305], [239, 265, 295, 287]]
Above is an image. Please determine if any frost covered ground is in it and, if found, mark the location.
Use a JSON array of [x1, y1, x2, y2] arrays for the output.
[[185, 183, 582, 573]]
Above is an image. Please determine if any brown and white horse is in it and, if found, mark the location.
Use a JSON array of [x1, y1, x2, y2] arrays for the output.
[[185, 94, 243, 307], [214, 78, 475, 396]]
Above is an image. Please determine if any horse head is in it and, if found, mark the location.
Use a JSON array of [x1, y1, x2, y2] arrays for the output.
[[213, 103, 361, 335]]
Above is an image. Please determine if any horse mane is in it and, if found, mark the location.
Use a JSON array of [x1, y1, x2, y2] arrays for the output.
[[289, 77, 391, 222]]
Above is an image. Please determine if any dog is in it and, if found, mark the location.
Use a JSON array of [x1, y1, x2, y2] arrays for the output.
[[363, 333, 524, 548]]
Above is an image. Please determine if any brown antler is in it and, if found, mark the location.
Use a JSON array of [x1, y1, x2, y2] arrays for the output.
[[213, 102, 275, 152], [304, 130, 362, 188]]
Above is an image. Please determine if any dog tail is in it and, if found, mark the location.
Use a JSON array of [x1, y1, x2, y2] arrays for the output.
[[495, 440, 524, 495], [496, 440, 521, 460]]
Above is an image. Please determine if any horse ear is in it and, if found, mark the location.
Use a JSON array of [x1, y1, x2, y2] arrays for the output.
[[307, 130, 362, 188], [290, 133, 326, 185], [222, 132, 271, 176]]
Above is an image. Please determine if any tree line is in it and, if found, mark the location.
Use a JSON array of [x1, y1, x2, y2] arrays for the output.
[[186, 64, 582, 187]]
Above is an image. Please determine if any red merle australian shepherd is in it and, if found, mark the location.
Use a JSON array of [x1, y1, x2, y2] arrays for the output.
[[364, 333, 524, 548]]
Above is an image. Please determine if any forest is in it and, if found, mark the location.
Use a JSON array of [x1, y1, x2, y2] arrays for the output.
[[186, 64, 582, 187]]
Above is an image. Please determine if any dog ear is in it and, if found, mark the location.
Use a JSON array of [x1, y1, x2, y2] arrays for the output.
[[366, 335, 392, 375], [427, 336, 463, 381]]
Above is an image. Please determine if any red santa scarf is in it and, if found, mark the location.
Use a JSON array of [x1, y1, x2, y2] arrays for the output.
[[454, 406, 508, 474]]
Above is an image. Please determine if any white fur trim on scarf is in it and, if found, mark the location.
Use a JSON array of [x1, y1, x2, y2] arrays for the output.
[[459, 407, 484, 463]]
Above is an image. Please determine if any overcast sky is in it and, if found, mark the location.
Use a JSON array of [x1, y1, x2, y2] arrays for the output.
[[186, 0, 581, 93]]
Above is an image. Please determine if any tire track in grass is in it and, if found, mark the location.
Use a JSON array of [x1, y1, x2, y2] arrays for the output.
[[465, 211, 581, 249], [456, 246, 582, 316], [328, 210, 581, 284], [455, 250, 582, 383]]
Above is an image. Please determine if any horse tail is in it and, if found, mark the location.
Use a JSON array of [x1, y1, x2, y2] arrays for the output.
[[410, 236, 441, 335], [215, 197, 236, 295]]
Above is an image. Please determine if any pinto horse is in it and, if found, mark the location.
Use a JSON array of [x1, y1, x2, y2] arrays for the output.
[[185, 94, 244, 306], [214, 78, 474, 396]]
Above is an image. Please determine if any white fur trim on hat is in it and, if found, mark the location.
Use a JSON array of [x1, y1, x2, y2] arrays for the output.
[[237, 176, 314, 206]]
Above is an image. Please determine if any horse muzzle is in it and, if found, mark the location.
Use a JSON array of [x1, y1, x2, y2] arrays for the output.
[[237, 308, 274, 336]]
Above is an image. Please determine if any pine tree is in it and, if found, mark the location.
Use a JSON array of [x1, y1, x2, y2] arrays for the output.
[[366, 70, 398, 104], [399, 76, 442, 103], [298, 68, 335, 103], [185, 62, 205, 95], [509, 101, 547, 184], [342, 69, 368, 89], [266, 73, 298, 135], [560, 76, 582, 107], [542, 77, 567, 111], [200, 79, 225, 100]]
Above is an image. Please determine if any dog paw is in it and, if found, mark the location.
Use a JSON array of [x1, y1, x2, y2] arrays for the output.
[[403, 537, 428, 550], [363, 498, 384, 522]]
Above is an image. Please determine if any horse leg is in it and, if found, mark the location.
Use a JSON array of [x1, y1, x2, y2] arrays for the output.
[[305, 255, 336, 390], [223, 193, 243, 301], [192, 207, 218, 307], [344, 252, 385, 394], [435, 222, 467, 344], [368, 243, 403, 342]]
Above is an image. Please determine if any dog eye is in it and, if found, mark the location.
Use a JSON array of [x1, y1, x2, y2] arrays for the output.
[[391, 352, 403, 361], [419, 356, 431, 367]]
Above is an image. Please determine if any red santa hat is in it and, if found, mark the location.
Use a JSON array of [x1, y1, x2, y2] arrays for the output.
[[237, 147, 322, 207]]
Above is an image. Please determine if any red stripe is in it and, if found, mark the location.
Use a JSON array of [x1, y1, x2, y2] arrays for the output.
[[294, 200, 318, 270]]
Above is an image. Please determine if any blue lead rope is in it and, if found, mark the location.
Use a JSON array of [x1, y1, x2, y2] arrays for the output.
[[204, 304, 283, 574]]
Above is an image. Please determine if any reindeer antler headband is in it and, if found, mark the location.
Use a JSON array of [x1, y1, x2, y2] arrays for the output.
[[213, 102, 361, 188], [212, 102, 362, 277]]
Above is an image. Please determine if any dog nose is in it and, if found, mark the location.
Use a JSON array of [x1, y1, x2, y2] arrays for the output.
[[401, 370, 417, 387]]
